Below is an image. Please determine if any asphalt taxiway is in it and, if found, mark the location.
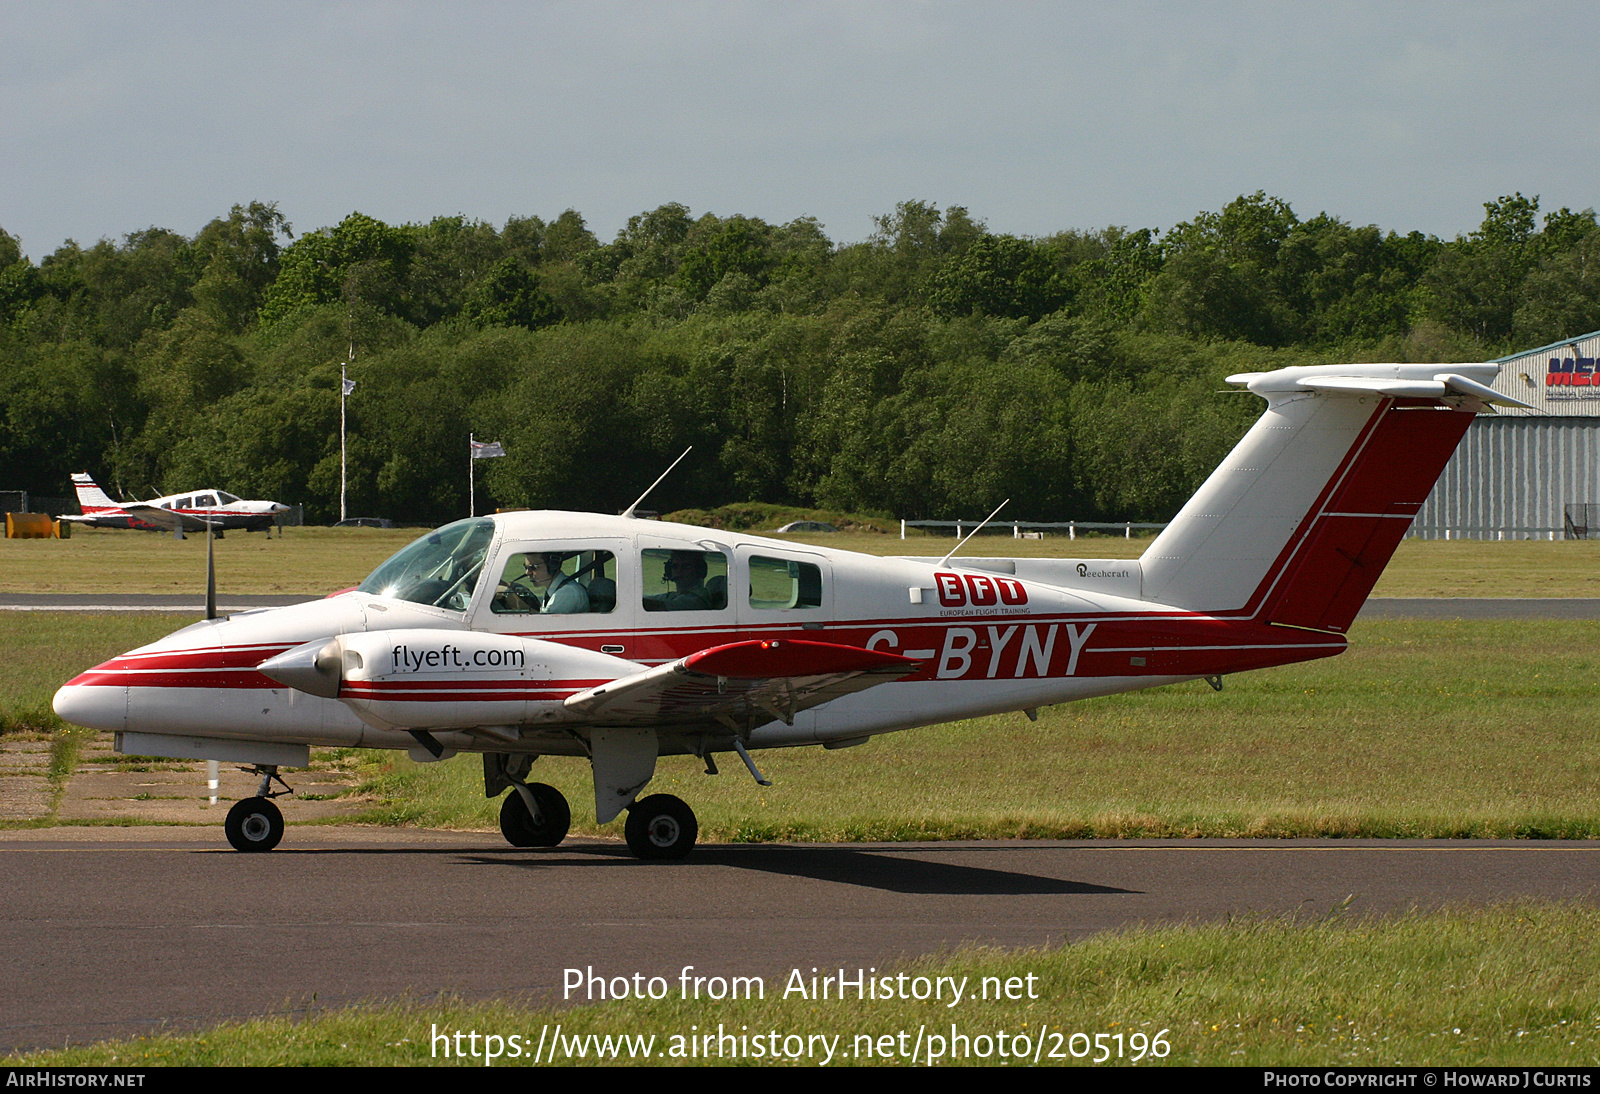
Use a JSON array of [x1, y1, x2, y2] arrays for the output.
[[3, 829, 1597, 1053]]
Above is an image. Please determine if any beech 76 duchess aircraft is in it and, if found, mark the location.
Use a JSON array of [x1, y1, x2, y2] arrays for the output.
[[60, 473, 289, 534], [53, 362, 1525, 858]]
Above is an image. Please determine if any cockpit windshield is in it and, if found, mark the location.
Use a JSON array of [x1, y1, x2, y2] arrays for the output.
[[357, 517, 495, 610]]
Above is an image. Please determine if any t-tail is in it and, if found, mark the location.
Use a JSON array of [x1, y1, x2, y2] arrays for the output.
[[70, 472, 120, 514], [1140, 363, 1530, 633]]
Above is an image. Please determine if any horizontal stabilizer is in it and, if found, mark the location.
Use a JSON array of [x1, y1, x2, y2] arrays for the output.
[[1225, 363, 1533, 409], [564, 639, 922, 730]]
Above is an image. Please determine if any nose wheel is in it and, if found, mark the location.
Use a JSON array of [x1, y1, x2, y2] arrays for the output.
[[223, 764, 292, 852], [624, 794, 698, 860], [225, 796, 284, 852]]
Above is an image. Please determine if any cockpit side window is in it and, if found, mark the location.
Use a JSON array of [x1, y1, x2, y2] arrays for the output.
[[357, 517, 495, 611], [749, 555, 823, 609], [195, 494, 217, 508], [492, 549, 616, 615], [641, 548, 728, 612], [216, 492, 240, 504]]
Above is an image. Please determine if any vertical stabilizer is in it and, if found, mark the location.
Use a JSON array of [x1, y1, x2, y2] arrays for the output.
[[1139, 363, 1524, 631], [70, 473, 119, 513]]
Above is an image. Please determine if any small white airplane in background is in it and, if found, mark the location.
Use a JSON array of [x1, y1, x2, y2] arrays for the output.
[[52, 362, 1527, 859], [60, 473, 289, 535]]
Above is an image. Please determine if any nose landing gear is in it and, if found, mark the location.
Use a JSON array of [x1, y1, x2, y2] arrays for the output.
[[224, 765, 293, 852]]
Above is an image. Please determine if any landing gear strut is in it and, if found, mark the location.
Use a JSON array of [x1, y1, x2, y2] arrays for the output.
[[224, 765, 292, 852], [499, 783, 572, 848], [624, 794, 698, 860]]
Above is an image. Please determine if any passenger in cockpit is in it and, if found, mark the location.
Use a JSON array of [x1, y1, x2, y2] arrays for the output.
[[529, 552, 591, 614]]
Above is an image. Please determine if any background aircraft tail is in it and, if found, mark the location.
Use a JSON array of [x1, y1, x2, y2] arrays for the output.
[[1139, 363, 1527, 632], [70, 473, 120, 513]]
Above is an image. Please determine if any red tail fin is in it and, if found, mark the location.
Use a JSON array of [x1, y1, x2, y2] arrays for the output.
[[1261, 403, 1474, 632]]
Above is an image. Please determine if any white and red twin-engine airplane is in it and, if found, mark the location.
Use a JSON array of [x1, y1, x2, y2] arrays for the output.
[[60, 473, 289, 534], [52, 362, 1526, 858]]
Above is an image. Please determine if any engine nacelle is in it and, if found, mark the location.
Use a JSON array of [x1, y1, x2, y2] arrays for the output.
[[259, 629, 638, 732]]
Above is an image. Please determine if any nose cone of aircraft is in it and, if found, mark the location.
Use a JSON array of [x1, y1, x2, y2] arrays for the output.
[[52, 680, 127, 732], [270, 502, 290, 513]]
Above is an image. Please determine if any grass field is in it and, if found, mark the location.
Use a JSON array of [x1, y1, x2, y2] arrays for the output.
[[3, 524, 1599, 597], [10, 903, 1599, 1066]]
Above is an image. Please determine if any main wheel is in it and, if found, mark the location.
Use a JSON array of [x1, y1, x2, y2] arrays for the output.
[[624, 794, 698, 860], [499, 783, 571, 848], [225, 796, 284, 852]]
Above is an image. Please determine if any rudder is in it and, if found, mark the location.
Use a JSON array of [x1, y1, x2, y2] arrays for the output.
[[1139, 363, 1522, 627]]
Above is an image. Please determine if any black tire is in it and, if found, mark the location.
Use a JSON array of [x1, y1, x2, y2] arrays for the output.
[[624, 794, 698, 860], [499, 783, 571, 848], [225, 797, 284, 852]]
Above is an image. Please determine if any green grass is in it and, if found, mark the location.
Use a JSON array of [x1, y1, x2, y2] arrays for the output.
[[0, 525, 417, 595], [10, 903, 1599, 1066], [345, 618, 1600, 841], [7, 524, 1600, 597]]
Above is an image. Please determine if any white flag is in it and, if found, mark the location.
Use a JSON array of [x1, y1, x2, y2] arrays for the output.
[[471, 440, 506, 459], [342, 378, 357, 395]]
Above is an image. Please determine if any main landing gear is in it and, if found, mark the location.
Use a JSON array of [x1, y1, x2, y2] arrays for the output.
[[624, 794, 698, 860], [496, 787, 700, 860], [483, 752, 704, 861], [225, 765, 293, 852], [499, 782, 572, 847]]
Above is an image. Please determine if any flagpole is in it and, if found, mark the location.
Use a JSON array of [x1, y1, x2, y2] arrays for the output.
[[340, 360, 348, 523], [468, 432, 475, 518]]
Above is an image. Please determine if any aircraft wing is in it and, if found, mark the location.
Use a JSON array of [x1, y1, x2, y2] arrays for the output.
[[122, 504, 221, 532], [563, 639, 923, 731]]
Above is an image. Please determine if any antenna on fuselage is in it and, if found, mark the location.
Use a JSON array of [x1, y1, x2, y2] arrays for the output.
[[204, 515, 217, 620], [621, 446, 692, 518], [936, 499, 1010, 568]]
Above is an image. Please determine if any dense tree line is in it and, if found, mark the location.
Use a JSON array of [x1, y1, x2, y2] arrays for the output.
[[2, 191, 1596, 524]]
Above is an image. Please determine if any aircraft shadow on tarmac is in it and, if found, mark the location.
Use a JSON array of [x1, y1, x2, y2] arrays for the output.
[[450, 845, 1138, 896]]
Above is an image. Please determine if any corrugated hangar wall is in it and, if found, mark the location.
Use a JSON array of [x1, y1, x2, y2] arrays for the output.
[[1412, 330, 1600, 540], [1413, 417, 1600, 539]]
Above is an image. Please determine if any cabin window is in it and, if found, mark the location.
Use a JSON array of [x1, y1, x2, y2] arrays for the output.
[[174, 497, 193, 509], [492, 550, 616, 615], [641, 548, 728, 612], [195, 494, 217, 508], [748, 556, 823, 609], [357, 516, 495, 611]]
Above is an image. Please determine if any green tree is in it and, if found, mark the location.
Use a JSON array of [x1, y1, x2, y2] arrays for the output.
[[461, 257, 561, 330], [259, 212, 414, 327], [927, 234, 1066, 320]]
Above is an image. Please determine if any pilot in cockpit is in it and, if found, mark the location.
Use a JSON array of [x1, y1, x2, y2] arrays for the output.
[[496, 552, 591, 614]]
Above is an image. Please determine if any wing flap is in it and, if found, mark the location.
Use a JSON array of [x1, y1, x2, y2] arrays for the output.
[[563, 639, 922, 728]]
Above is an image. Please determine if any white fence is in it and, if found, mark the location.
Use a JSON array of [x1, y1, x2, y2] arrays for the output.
[[900, 519, 1168, 540]]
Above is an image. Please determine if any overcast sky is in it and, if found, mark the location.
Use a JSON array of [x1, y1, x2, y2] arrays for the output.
[[3, 1, 1596, 259]]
